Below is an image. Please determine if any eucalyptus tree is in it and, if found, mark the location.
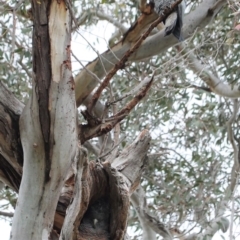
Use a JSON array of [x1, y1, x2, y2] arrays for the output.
[[0, 0, 239, 239]]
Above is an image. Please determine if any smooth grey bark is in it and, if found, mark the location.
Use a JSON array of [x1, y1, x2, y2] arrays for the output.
[[131, 189, 157, 240], [182, 43, 240, 98]]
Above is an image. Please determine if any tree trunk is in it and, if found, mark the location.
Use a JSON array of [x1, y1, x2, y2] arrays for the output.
[[11, 0, 77, 239]]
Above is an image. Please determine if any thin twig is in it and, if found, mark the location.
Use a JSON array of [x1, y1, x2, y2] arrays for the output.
[[99, 136, 125, 160], [227, 99, 239, 168], [0, 210, 14, 218], [91, 9, 127, 33], [230, 195, 235, 240], [227, 99, 240, 240], [72, 51, 103, 85], [10, 9, 16, 65], [98, 133, 110, 157], [18, 59, 31, 79], [114, 74, 154, 118]]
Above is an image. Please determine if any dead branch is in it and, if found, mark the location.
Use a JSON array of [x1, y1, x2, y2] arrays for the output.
[[79, 75, 153, 143]]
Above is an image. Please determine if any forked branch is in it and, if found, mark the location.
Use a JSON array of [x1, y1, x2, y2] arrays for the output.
[[79, 75, 154, 143]]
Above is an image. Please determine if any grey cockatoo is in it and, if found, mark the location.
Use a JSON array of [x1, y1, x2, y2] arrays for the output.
[[122, 0, 186, 43], [150, 0, 186, 41]]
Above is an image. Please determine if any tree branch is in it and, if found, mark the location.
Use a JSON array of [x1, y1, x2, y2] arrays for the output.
[[75, 0, 227, 107], [91, 9, 127, 33], [180, 44, 240, 98], [0, 210, 14, 218], [59, 147, 88, 240], [131, 187, 157, 240]]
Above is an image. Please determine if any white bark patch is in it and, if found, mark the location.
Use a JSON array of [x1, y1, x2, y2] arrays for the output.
[[49, 1, 70, 83], [42, 228, 48, 240]]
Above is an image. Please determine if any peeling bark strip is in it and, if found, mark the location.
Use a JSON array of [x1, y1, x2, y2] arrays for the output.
[[32, 0, 52, 179]]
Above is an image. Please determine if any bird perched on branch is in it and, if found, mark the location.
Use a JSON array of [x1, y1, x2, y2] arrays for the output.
[[150, 0, 186, 41], [122, 0, 186, 43]]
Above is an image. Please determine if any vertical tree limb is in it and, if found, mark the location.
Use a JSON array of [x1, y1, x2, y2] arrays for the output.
[[11, 0, 77, 239]]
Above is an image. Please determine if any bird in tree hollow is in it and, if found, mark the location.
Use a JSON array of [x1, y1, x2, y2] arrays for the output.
[[150, 0, 186, 41]]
